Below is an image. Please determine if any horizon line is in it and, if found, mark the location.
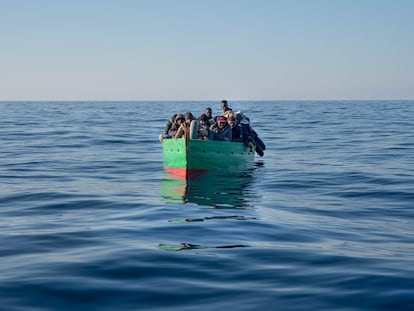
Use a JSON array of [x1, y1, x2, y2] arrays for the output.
[[1, 98, 413, 102]]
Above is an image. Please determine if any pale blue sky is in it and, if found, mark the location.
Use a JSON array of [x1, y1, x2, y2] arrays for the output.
[[1, 0, 413, 100]]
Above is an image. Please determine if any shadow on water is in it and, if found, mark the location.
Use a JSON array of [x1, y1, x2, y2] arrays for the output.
[[158, 242, 249, 251], [159, 166, 259, 208]]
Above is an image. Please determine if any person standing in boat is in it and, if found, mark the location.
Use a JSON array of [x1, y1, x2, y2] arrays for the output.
[[221, 100, 234, 119], [208, 116, 232, 142]]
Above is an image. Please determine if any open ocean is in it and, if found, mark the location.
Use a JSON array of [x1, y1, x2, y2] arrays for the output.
[[0, 100, 413, 311]]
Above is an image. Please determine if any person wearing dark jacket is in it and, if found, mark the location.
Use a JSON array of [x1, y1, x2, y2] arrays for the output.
[[228, 115, 243, 142], [197, 114, 210, 140], [208, 116, 232, 142], [164, 114, 177, 137]]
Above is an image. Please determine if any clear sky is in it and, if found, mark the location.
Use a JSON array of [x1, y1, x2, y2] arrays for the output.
[[1, 0, 413, 100]]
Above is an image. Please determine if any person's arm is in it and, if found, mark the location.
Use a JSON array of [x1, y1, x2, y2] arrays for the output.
[[175, 124, 185, 139]]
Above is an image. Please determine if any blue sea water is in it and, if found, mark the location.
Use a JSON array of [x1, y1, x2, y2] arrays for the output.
[[0, 100, 413, 310]]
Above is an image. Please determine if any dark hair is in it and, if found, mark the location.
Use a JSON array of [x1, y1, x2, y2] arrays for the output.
[[184, 112, 194, 120], [175, 114, 184, 122], [198, 114, 209, 122]]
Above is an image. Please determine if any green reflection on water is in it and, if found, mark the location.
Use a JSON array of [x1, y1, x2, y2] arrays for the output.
[[160, 169, 256, 208]]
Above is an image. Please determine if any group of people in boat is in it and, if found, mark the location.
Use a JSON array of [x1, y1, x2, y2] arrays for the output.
[[161, 100, 265, 156]]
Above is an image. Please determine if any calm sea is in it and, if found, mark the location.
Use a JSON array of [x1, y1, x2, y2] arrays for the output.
[[1, 101, 413, 310]]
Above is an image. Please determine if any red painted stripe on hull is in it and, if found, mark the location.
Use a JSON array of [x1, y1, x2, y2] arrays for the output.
[[164, 168, 210, 180]]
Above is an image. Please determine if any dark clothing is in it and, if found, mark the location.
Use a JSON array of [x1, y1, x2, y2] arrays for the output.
[[199, 113, 214, 126], [240, 123, 253, 146], [231, 124, 243, 142], [208, 124, 232, 142], [164, 120, 173, 136], [164, 114, 177, 137], [198, 123, 209, 139], [167, 123, 180, 138]]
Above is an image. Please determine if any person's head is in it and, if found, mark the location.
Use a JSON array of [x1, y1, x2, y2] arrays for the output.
[[217, 116, 227, 128], [204, 107, 212, 118], [227, 115, 236, 128], [198, 114, 209, 125], [175, 114, 185, 124], [221, 100, 228, 111], [184, 112, 194, 124]]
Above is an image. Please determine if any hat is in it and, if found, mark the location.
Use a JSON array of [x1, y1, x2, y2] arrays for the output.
[[217, 116, 227, 123]]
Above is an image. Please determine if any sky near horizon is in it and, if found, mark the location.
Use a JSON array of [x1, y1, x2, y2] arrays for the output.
[[1, 0, 413, 100]]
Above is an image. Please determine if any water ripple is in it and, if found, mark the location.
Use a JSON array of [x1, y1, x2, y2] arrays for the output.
[[1, 101, 414, 310]]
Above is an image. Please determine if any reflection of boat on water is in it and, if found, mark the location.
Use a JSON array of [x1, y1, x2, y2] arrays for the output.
[[160, 169, 256, 208], [159, 173, 187, 204]]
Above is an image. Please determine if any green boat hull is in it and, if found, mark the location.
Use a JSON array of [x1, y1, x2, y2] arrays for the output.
[[162, 138, 254, 173]]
